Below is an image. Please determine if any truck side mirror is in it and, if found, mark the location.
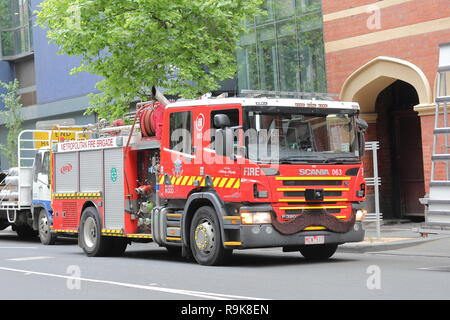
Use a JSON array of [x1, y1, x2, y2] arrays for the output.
[[356, 118, 368, 132], [33, 153, 42, 183], [215, 128, 234, 158], [358, 131, 366, 156], [356, 118, 368, 156], [44, 151, 51, 186], [214, 114, 231, 129]]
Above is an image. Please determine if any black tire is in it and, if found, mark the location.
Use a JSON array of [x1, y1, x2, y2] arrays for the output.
[[299, 244, 338, 260], [38, 209, 57, 245], [0, 223, 9, 231], [79, 206, 114, 257], [108, 238, 128, 257], [166, 245, 182, 256], [189, 206, 232, 266], [15, 224, 37, 239]]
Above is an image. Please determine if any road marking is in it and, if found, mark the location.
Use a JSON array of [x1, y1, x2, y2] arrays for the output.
[[7, 256, 54, 262], [368, 252, 450, 259], [418, 265, 450, 272], [0, 267, 268, 300], [0, 247, 37, 249]]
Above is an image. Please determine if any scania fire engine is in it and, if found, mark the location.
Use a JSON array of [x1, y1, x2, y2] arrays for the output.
[[50, 89, 369, 265]]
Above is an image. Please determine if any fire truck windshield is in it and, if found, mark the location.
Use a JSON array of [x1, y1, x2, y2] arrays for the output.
[[245, 109, 359, 164]]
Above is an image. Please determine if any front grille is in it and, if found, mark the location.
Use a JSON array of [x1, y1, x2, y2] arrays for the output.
[[282, 180, 343, 186], [285, 201, 338, 205], [283, 191, 342, 197], [285, 209, 341, 214]]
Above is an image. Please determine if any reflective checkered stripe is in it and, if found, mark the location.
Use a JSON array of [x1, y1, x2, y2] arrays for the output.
[[101, 229, 126, 237], [50, 227, 152, 239], [101, 230, 152, 239], [51, 228, 78, 234], [53, 192, 102, 200], [126, 234, 152, 239], [159, 176, 241, 188]]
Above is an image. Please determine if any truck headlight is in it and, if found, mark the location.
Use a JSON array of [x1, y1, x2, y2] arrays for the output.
[[240, 211, 272, 224], [356, 209, 367, 222]]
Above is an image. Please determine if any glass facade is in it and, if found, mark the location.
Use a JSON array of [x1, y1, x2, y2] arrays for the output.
[[237, 0, 327, 93], [0, 0, 33, 59]]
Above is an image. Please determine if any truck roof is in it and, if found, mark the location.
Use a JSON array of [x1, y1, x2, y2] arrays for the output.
[[166, 98, 360, 111]]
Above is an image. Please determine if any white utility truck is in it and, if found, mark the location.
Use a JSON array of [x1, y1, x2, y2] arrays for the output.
[[0, 128, 88, 244]]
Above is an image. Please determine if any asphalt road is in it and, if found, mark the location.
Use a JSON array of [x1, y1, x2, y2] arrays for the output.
[[0, 227, 449, 300]]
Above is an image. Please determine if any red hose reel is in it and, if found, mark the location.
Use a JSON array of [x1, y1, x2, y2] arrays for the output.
[[138, 102, 165, 139]]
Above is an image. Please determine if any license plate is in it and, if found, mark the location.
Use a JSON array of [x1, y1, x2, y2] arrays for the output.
[[304, 235, 325, 245]]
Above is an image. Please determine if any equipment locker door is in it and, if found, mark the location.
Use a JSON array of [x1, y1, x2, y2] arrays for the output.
[[103, 148, 124, 230]]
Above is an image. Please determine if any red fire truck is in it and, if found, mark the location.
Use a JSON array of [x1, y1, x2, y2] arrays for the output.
[[50, 89, 368, 265]]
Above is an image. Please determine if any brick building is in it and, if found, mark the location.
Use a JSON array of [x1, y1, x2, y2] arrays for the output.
[[322, 0, 450, 219]]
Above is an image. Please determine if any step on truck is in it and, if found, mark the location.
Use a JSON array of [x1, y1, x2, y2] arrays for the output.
[[50, 88, 369, 265], [0, 128, 90, 244]]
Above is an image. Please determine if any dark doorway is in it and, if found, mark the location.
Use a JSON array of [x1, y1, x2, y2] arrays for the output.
[[375, 80, 425, 219]]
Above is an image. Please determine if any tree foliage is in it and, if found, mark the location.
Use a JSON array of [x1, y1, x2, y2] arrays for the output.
[[0, 79, 23, 167], [36, 0, 262, 120]]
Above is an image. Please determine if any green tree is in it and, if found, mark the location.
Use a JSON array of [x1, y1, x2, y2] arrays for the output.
[[0, 79, 23, 167], [36, 0, 262, 121]]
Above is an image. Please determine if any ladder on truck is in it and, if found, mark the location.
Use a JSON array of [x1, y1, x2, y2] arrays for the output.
[[421, 43, 450, 234]]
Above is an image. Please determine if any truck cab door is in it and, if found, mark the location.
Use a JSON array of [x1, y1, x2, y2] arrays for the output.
[[204, 107, 243, 201], [160, 110, 195, 199], [32, 150, 51, 203]]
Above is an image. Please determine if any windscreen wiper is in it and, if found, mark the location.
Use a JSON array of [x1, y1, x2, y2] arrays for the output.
[[279, 159, 309, 164], [323, 156, 359, 164], [281, 155, 328, 163]]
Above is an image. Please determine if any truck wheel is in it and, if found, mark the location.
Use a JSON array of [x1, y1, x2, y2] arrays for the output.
[[79, 207, 113, 257], [189, 206, 232, 266], [166, 245, 182, 256], [38, 209, 57, 245], [15, 225, 37, 239], [108, 238, 128, 257], [299, 244, 338, 260]]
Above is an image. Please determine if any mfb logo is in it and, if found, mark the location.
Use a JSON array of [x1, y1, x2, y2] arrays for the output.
[[60, 163, 73, 175], [195, 113, 205, 131]]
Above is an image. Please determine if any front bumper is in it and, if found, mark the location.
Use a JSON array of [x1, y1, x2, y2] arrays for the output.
[[228, 222, 365, 249]]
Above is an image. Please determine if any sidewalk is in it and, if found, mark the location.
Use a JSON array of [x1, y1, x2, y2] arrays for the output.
[[339, 220, 450, 253]]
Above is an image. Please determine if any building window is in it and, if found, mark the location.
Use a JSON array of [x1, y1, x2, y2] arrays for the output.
[[237, 0, 326, 93], [0, 0, 33, 60], [14, 55, 36, 106]]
